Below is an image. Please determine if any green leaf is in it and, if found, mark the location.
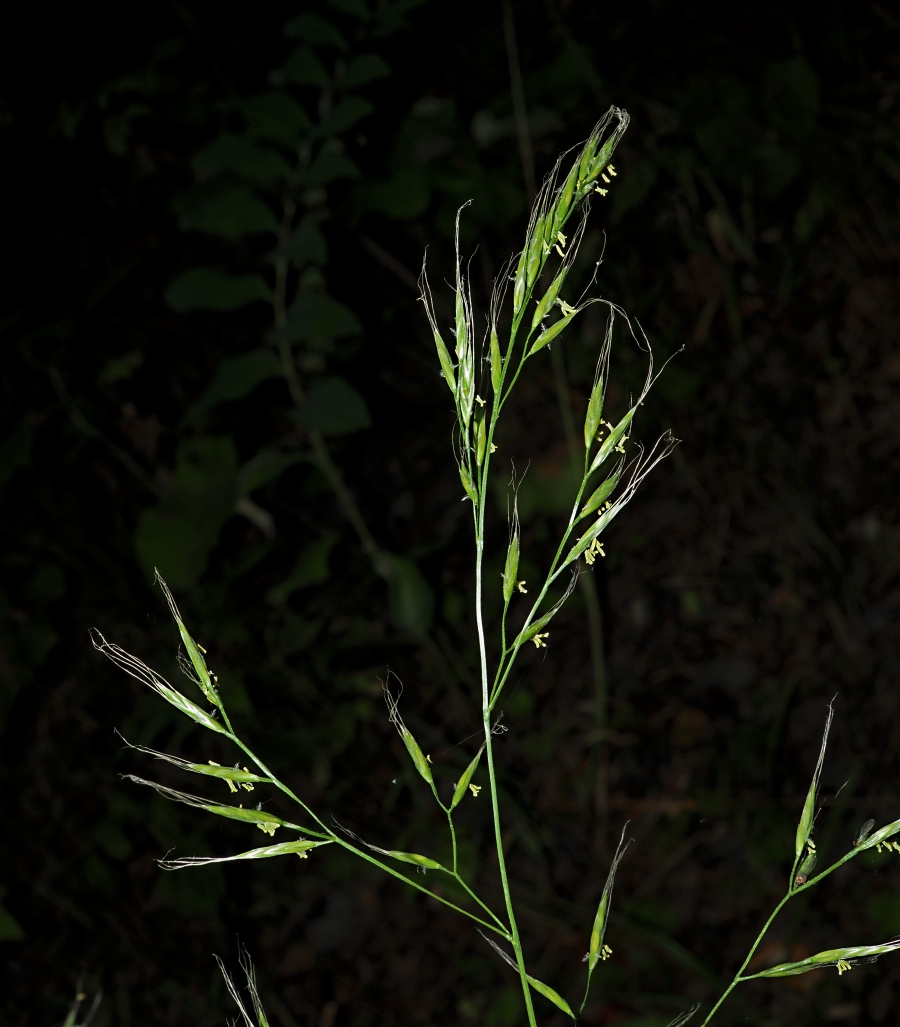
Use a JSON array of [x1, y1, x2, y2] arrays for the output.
[[188, 350, 282, 418], [160, 839, 329, 868], [285, 215, 327, 264], [750, 942, 900, 979], [266, 536, 337, 605], [281, 292, 361, 343], [859, 818, 900, 852], [583, 373, 605, 448], [285, 12, 347, 49], [192, 134, 292, 181], [794, 703, 833, 859], [155, 572, 217, 703], [135, 436, 239, 587], [237, 448, 304, 495], [238, 93, 311, 145], [378, 552, 434, 637], [165, 268, 271, 312], [339, 54, 390, 89], [97, 350, 143, 386], [0, 893, 23, 942], [179, 186, 278, 240], [303, 149, 360, 187], [292, 376, 371, 436], [450, 745, 485, 809], [384, 850, 444, 870], [589, 408, 635, 473], [529, 309, 578, 355], [577, 469, 620, 522], [329, 0, 369, 17], [502, 533, 519, 604], [363, 165, 430, 220], [319, 96, 373, 136], [526, 977, 574, 1019], [276, 47, 329, 87]]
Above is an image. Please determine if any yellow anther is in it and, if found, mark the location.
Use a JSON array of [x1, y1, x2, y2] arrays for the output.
[[490, 443, 498, 453], [558, 300, 577, 316], [516, 581, 527, 593], [837, 959, 852, 975], [601, 173, 610, 184], [556, 232, 567, 246], [607, 164, 617, 176], [208, 760, 221, 766], [469, 784, 481, 797], [226, 779, 238, 793], [426, 754, 433, 764], [532, 632, 549, 648], [476, 395, 486, 406], [554, 244, 565, 258], [595, 187, 608, 196]]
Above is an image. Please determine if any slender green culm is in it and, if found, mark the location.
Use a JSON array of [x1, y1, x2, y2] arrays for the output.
[[92, 109, 899, 1027]]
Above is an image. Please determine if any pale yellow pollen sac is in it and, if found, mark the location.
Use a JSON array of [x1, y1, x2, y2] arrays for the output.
[[241, 782, 254, 792], [469, 783, 481, 797], [584, 539, 606, 566], [226, 779, 238, 793], [607, 164, 617, 176], [595, 187, 608, 196], [836, 959, 852, 975], [208, 760, 221, 767], [554, 244, 565, 258], [256, 822, 278, 837], [558, 300, 577, 317], [476, 395, 486, 406], [297, 851, 308, 859], [601, 944, 613, 960], [556, 231, 567, 246], [426, 754, 433, 764], [532, 632, 549, 648], [516, 581, 527, 594], [601, 173, 610, 184], [490, 443, 498, 453], [197, 644, 207, 654]]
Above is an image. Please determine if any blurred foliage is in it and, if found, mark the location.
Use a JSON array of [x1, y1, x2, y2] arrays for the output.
[[2, 1, 900, 1025]]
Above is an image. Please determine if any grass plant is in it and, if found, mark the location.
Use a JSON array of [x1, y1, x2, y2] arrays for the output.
[[94, 111, 900, 1026]]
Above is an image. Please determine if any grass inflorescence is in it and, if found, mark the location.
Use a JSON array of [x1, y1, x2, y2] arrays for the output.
[[94, 112, 900, 1026]]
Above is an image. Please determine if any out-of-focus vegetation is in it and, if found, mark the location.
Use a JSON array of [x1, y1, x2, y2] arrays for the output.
[[1, 1, 899, 1024]]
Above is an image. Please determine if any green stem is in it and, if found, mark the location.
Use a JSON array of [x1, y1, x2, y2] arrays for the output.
[[701, 847, 863, 1024], [473, 438, 538, 1026]]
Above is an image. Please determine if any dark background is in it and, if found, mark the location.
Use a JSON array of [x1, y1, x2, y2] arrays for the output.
[[1, 1, 900, 1025]]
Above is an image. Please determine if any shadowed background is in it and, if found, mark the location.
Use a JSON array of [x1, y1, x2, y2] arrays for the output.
[[1, 1, 900, 1024]]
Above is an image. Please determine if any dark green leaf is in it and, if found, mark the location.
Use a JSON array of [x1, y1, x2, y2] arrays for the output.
[[97, 350, 143, 386], [238, 93, 311, 145], [266, 536, 337, 605], [284, 13, 346, 49], [285, 215, 327, 264], [378, 553, 434, 637], [303, 150, 359, 187], [165, 268, 271, 312], [188, 350, 282, 418], [192, 134, 292, 182], [329, 0, 369, 17], [281, 292, 361, 343], [236, 448, 304, 495], [319, 96, 373, 135], [339, 55, 390, 89], [292, 376, 371, 436], [135, 436, 239, 587], [179, 186, 278, 240], [363, 165, 430, 220], [275, 47, 329, 87]]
